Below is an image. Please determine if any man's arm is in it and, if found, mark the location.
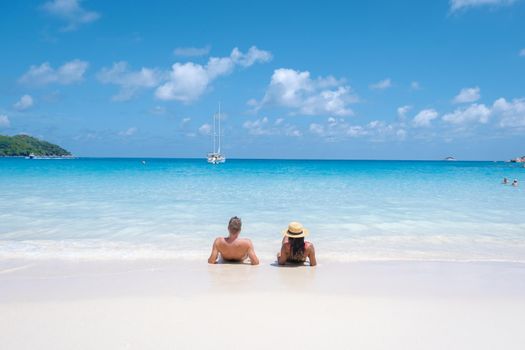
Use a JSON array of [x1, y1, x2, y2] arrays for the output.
[[308, 244, 317, 266], [208, 238, 220, 264], [247, 240, 259, 265]]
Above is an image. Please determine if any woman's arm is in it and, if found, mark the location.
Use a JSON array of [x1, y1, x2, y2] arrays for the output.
[[308, 243, 317, 266], [277, 243, 289, 265]]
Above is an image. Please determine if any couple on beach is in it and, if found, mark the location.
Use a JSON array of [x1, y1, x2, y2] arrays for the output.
[[208, 216, 317, 266]]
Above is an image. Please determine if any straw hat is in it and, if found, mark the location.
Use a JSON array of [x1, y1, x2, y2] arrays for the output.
[[282, 222, 309, 238]]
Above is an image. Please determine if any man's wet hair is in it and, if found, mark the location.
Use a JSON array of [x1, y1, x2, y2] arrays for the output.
[[228, 216, 242, 233]]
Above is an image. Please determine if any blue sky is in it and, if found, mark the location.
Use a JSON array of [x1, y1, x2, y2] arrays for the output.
[[0, 0, 524, 159]]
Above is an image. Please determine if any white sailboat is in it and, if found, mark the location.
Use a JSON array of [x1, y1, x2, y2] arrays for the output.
[[207, 104, 226, 164]]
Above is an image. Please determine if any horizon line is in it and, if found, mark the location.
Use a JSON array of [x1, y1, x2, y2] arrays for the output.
[[18, 156, 508, 162]]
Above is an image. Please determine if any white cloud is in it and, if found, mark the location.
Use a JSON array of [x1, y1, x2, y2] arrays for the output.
[[286, 129, 302, 137], [242, 117, 303, 137], [155, 62, 209, 102], [199, 123, 212, 135], [396, 129, 407, 140], [412, 109, 439, 127], [42, 0, 100, 31], [243, 117, 272, 135], [442, 103, 491, 124], [347, 125, 367, 137], [156, 46, 271, 102], [243, 117, 301, 137], [173, 46, 211, 57], [19, 59, 88, 86], [397, 105, 412, 120], [205, 57, 236, 80], [369, 78, 392, 90], [450, 0, 515, 12], [439, 97, 525, 128], [256, 68, 357, 117], [520, 48, 525, 57], [0, 115, 10, 128], [309, 117, 405, 141], [309, 123, 324, 136], [13, 95, 34, 111], [230, 46, 272, 67], [97, 61, 161, 101], [453, 86, 481, 104], [493, 98, 525, 128], [118, 127, 137, 136]]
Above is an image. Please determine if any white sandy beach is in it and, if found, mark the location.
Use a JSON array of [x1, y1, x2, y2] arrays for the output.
[[1, 259, 525, 350]]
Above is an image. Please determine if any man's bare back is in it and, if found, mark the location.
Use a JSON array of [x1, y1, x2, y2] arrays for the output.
[[208, 217, 259, 265]]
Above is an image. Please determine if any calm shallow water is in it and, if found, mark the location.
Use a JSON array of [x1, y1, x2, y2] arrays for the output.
[[0, 158, 524, 262]]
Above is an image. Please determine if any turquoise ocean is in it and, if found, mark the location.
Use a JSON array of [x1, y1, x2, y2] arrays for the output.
[[1, 158, 524, 262]]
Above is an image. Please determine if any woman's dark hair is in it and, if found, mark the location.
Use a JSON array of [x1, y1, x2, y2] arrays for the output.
[[289, 236, 305, 259]]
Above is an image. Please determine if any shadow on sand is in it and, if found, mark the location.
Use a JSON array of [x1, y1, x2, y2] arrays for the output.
[[269, 261, 307, 268]]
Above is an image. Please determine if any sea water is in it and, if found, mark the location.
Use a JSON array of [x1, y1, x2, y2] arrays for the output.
[[0, 158, 524, 262]]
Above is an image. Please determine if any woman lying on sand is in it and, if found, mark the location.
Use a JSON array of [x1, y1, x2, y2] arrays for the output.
[[277, 222, 317, 266]]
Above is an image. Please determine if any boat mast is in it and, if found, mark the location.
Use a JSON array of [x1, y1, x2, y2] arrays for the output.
[[212, 108, 216, 154], [218, 102, 221, 154]]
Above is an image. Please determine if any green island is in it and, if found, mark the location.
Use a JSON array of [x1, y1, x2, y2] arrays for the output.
[[0, 134, 71, 157]]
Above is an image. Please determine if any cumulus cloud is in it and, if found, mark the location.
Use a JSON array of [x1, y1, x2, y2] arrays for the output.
[[453, 86, 481, 104], [199, 123, 212, 135], [493, 98, 525, 128], [450, 0, 515, 12], [369, 78, 392, 90], [230, 46, 272, 67], [397, 105, 412, 120], [174, 45, 211, 57], [442, 103, 491, 124], [439, 97, 524, 128], [118, 127, 137, 136], [19, 59, 88, 86], [97, 62, 161, 101], [243, 117, 272, 135], [412, 109, 439, 127], [243, 117, 302, 137], [255, 68, 357, 117], [0, 115, 10, 128], [155, 62, 209, 102], [309, 117, 406, 141], [156, 46, 271, 102], [309, 123, 324, 136], [42, 0, 100, 31], [13, 95, 34, 111]]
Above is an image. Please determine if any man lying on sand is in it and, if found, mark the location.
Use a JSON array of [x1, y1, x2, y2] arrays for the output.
[[208, 216, 260, 265]]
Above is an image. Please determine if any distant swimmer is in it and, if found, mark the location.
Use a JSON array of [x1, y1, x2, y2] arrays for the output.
[[502, 177, 508, 185], [208, 216, 259, 265], [141, 160, 146, 165], [512, 179, 519, 187]]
